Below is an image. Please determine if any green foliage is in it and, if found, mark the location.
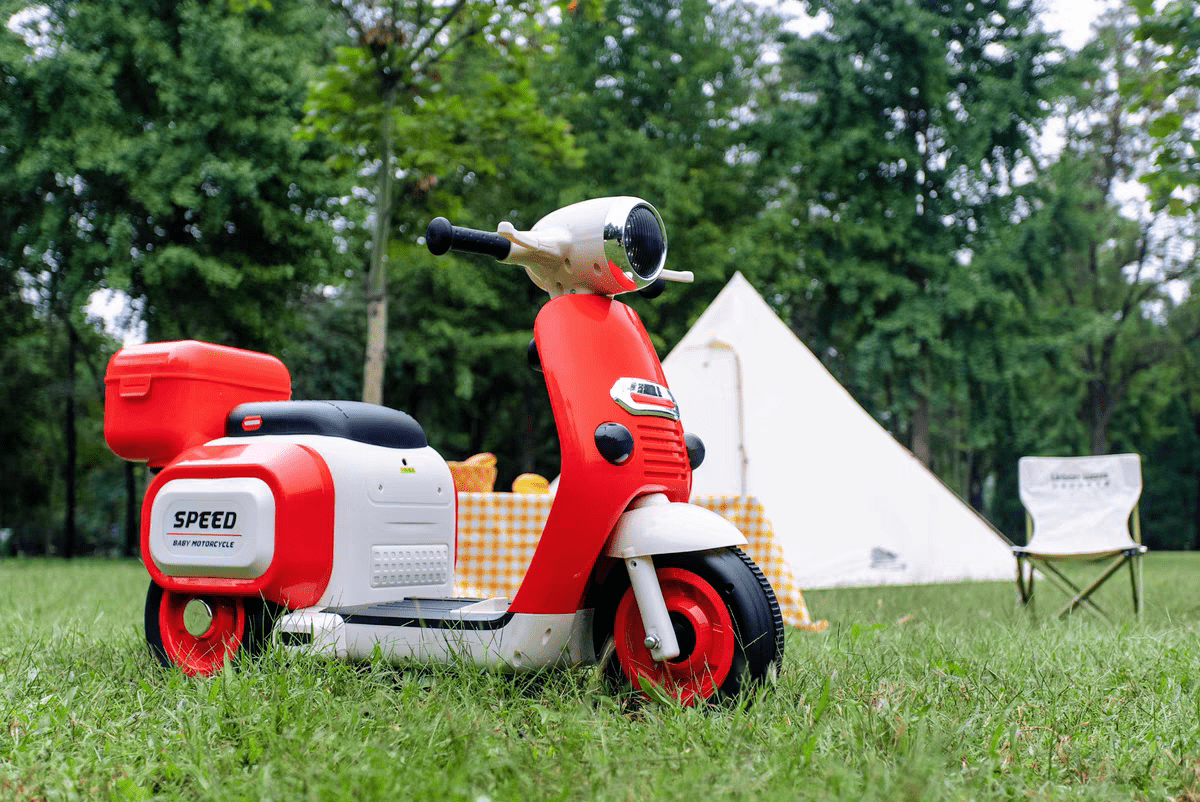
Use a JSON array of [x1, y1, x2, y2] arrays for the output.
[[535, 0, 781, 347], [1134, 0, 1200, 214], [0, 0, 351, 352], [6, 0, 1200, 550], [0, 0, 354, 555], [750, 0, 1061, 497], [299, 1, 581, 406]]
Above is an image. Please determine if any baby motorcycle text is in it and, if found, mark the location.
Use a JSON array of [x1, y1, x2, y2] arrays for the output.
[[105, 197, 785, 705]]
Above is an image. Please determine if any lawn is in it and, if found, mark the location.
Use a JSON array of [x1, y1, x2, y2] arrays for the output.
[[1, 553, 1198, 801]]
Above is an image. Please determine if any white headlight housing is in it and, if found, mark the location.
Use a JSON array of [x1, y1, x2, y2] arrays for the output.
[[497, 196, 668, 296]]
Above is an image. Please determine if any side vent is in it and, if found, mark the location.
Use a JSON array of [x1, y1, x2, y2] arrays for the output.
[[370, 545, 450, 588], [637, 419, 689, 482]]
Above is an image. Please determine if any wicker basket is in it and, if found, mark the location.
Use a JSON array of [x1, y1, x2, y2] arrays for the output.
[[447, 452, 498, 492]]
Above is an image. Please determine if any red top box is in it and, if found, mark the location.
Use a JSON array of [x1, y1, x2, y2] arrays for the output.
[[105, 340, 291, 467]]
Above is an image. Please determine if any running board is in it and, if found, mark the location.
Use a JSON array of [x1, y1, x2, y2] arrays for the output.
[[275, 603, 594, 670], [330, 597, 514, 630]]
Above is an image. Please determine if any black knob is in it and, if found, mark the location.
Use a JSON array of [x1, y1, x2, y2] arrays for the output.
[[426, 217, 454, 255]]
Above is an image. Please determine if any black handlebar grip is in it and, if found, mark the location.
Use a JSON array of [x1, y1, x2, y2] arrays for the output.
[[425, 217, 512, 261]]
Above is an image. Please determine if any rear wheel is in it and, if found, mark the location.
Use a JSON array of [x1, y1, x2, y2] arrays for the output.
[[144, 582, 275, 676], [595, 547, 785, 705]]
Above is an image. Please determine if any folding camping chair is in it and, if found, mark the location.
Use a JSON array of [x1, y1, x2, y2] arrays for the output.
[[1015, 453, 1147, 621]]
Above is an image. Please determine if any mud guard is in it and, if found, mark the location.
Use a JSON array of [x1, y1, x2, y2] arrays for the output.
[[604, 494, 747, 559]]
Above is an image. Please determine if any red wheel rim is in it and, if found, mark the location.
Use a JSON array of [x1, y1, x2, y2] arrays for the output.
[[613, 567, 736, 705], [158, 592, 246, 677]]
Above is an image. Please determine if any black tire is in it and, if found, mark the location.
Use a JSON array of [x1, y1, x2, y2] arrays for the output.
[[592, 547, 785, 704], [144, 581, 276, 676]]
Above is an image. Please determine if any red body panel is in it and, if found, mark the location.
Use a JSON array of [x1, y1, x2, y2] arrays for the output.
[[510, 295, 691, 615], [141, 441, 336, 609]]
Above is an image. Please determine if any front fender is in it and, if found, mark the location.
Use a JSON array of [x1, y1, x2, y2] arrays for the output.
[[605, 495, 747, 559]]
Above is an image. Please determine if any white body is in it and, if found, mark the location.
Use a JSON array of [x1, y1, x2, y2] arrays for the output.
[[278, 608, 593, 668]]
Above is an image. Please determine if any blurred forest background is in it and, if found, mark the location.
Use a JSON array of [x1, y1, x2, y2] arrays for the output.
[[3, 0, 1200, 557]]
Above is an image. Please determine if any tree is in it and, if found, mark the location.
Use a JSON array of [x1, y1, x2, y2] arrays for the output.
[[533, 0, 780, 348], [301, 1, 578, 406], [1025, 12, 1198, 456], [750, 0, 1061, 483], [1, 0, 350, 352], [1134, 0, 1200, 215], [971, 11, 1200, 542], [1, 0, 350, 554]]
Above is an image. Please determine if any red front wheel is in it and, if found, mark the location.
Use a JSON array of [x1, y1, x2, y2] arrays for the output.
[[144, 582, 275, 676], [596, 547, 785, 705]]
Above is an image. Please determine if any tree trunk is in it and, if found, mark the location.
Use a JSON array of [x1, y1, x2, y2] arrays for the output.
[[124, 461, 139, 558], [911, 391, 932, 467], [1194, 460, 1200, 552], [520, 387, 537, 474], [362, 91, 396, 406], [1087, 380, 1110, 455], [1193, 412, 1200, 551], [64, 323, 78, 559], [966, 450, 983, 513]]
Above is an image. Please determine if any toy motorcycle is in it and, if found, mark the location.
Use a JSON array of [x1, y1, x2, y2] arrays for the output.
[[104, 197, 784, 705]]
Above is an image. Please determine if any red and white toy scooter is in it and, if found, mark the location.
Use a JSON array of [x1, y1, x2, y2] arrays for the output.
[[104, 197, 784, 705]]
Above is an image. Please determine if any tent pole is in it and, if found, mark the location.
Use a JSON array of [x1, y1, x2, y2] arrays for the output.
[[733, 348, 748, 497]]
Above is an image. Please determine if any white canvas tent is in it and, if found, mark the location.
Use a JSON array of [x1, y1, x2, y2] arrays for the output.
[[662, 272, 1015, 589]]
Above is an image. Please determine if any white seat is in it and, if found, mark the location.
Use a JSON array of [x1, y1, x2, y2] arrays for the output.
[[1015, 453, 1146, 620]]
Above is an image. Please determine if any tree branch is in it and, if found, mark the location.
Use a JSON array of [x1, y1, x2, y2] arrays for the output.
[[409, 0, 472, 65]]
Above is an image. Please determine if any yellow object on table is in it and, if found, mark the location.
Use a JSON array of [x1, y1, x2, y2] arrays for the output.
[[511, 473, 551, 494], [454, 492, 826, 632]]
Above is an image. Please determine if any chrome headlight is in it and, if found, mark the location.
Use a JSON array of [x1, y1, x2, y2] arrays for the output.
[[603, 200, 668, 285]]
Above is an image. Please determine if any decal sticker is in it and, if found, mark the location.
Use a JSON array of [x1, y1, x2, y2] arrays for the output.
[[166, 504, 245, 551], [609, 377, 680, 420]]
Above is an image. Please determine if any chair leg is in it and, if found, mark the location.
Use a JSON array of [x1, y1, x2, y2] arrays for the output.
[[1035, 559, 1112, 622], [1016, 556, 1034, 607], [1054, 556, 1133, 622], [1130, 555, 1143, 620]]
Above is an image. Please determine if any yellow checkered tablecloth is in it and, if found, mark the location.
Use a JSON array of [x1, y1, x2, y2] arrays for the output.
[[455, 493, 826, 632]]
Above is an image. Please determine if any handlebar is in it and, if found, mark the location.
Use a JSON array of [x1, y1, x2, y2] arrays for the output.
[[425, 199, 688, 296], [426, 217, 511, 261]]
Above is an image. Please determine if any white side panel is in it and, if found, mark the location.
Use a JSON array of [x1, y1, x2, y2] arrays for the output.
[[339, 612, 593, 670], [206, 434, 457, 607], [148, 477, 275, 578]]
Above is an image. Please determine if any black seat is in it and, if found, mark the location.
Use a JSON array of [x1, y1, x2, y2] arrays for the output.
[[226, 400, 427, 450]]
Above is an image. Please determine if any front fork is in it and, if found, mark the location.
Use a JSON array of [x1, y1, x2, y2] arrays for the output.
[[609, 493, 749, 663], [623, 555, 681, 661]]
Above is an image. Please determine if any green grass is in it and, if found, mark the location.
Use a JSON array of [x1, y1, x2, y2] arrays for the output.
[[2, 554, 1199, 801]]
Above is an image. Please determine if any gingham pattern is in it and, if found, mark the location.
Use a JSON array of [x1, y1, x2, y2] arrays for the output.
[[698, 495, 827, 632], [454, 493, 827, 632]]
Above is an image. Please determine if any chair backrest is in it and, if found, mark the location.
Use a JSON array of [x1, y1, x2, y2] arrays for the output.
[[1017, 453, 1142, 557]]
